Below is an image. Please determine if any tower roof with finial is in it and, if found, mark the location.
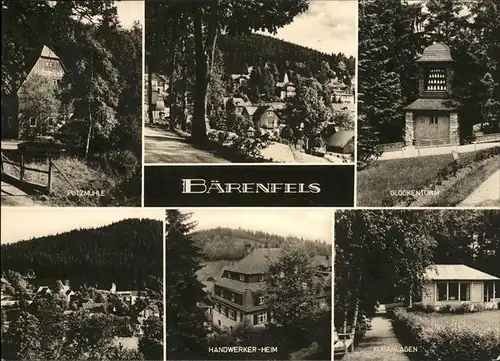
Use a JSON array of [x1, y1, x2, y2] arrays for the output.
[[416, 42, 454, 63]]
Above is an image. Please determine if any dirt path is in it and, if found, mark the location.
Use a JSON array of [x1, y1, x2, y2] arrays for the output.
[[460, 169, 500, 207], [144, 127, 231, 164], [1, 181, 36, 206], [345, 315, 411, 361]]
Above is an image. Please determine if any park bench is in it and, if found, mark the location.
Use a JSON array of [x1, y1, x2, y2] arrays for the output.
[[333, 330, 354, 358]]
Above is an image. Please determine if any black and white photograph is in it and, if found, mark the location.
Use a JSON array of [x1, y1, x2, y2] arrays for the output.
[[1, 1, 143, 207], [166, 208, 332, 360], [357, 0, 500, 207], [0, 208, 164, 361], [334, 209, 500, 361], [145, 0, 356, 164]]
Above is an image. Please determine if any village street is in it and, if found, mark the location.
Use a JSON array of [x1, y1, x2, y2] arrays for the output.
[[1, 181, 37, 206], [144, 126, 335, 163], [144, 127, 231, 164]]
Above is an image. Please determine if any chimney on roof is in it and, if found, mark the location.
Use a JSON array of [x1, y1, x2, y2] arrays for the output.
[[245, 243, 252, 254], [110, 283, 116, 294]]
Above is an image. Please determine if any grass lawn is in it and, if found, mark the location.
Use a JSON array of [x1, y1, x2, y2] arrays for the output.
[[357, 153, 457, 206], [429, 155, 500, 206], [357, 149, 499, 206], [419, 310, 500, 331], [22, 156, 117, 206]]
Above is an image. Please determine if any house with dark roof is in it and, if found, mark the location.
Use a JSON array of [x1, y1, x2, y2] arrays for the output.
[[327, 78, 355, 104], [275, 73, 296, 100], [211, 244, 331, 332], [2, 45, 66, 139], [422, 264, 499, 305], [326, 130, 354, 154], [252, 105, 280, 130], [403, 42, 459, 147]]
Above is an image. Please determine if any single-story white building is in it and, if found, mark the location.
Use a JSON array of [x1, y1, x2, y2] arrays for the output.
[[422, 264, 499, 305]]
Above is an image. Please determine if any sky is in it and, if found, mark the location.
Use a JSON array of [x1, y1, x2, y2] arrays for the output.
[[186, 209, 333, 243], [1, 208, 163, 244], [258, 0, 357, 57], [116, 1, 144, 28]]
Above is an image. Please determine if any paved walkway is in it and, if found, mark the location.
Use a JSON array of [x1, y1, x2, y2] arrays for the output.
[[460, 170, 500, 207], [380, 142, 500, 160], [344, 315, 410, 361], [144, 127, 231, 164]]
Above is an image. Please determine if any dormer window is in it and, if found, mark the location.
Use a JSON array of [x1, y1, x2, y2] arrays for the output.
[[425, 68, 446, 91], [239, 274, 245, 282]]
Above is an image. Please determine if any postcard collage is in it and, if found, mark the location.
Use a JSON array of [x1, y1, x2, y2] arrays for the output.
[[1, 1, 499, 360]]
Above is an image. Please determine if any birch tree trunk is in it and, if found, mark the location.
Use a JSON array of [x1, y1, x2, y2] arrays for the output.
[[147, 66, 153, 125], [85, 54, 94, 159]]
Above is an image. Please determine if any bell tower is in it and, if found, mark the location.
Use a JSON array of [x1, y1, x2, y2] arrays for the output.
[[403, 42, 460, 147]]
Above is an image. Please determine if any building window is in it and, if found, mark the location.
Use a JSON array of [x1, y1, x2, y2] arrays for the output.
[[429, 116, 438, 125], [228, 309, 235, 320], [258, 275, 264, 282], [239, 274, 245, 282], [8, 117, 13, 127], [257, 312, 267, 324], [239, 312, 243, 321], [437, 283, 447, 301], [215, 303, 220, 312], [230, 293, 235, 302], [459, 283, 470, 301], [221, 305, 227, 316], [425, 68, 447, 91], [448, 283, 459, 300], [29, 117, 37, 127], [257, 296, 265, 305], [437, 282, 470, 301]]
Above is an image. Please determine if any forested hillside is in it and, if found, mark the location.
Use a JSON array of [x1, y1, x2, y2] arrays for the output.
[[191, 227, 331, 261], [219, 33, 356, 84], [1, 219, 162, 289]]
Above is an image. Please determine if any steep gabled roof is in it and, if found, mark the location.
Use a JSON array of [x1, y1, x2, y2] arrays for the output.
[[226, 248, 281, 274], [40, 45, 60, 60], [252, 105, 278, 122], [245, 106, 259, 116], [424, 264, 500, 281]]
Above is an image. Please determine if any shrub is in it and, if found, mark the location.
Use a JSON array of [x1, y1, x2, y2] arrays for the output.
[[392, 308, 500, 361], [206, 129, 269, 161], [101, 149, 138, 180]]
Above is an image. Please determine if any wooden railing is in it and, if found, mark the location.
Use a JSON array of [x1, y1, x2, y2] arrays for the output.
[[1, 152, 53, 194], [1, 151, 76, 195]]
